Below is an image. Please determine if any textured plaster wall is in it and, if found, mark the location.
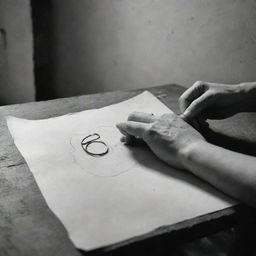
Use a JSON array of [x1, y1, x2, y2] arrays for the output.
[[51, 0, 256, 97], [0, 0, 35, 104], [1, 1, 256, 102], [46, 0, 256, 96]]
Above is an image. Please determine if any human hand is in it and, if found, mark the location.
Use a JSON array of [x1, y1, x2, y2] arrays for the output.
[[179, 81, 247, 120], [116, 112, 205, 169]]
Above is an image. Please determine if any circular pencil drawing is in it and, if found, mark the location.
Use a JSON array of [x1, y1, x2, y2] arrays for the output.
[[70, 126, 138, 177], [81, 133, 109, 157]]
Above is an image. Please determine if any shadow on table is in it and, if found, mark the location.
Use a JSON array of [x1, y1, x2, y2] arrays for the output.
[[78, 142, 236, 256], [78, 112, 256, 256], [202, 123, 256, 157], [130, 143, 234, 204]]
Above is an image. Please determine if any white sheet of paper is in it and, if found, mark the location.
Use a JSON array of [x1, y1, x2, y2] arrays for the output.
[[7, 91, 235, 250]]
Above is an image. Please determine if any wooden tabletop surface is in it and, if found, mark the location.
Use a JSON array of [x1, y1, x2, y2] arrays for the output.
[[1, 84, 256, 256]]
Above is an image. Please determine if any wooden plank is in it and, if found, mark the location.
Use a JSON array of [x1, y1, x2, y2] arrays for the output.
[[0, 84, 255, 255], [84, 205, 255, 256]]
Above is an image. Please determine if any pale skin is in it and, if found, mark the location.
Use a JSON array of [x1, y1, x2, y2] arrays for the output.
[[116, 81, 256, 208]]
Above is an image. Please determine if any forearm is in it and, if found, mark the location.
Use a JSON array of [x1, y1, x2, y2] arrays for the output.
[[181, 141, 256, 208]]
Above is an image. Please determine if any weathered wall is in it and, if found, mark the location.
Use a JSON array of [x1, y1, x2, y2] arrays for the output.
[[1, 1, 256, 102], [0, 0, 35, 105], [51, 0, 256, 97]]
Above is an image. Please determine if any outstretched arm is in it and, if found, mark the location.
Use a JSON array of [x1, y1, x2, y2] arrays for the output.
[[117, 112, 256, 208], [181, 140, 256, 207]]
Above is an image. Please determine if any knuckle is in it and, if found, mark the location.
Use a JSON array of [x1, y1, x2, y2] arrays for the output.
[[194, 80, 203, 87], [160, 113, 176, 125], [194, 80, 207, 89], [144, 125, 158, 141], [162, 113, 175, 119]]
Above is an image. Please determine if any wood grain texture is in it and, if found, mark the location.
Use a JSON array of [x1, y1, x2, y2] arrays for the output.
[[0, 84, 256, 256]]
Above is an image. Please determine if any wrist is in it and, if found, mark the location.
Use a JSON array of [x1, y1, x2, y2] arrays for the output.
[[179, 140, 209, 171]]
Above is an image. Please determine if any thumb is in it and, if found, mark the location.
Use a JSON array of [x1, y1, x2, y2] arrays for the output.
[[183, 92, 211, 119]]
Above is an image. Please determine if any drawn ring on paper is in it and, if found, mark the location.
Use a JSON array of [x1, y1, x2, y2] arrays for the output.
[[70, 126, 139, 177], [81, 133, 109, 157]]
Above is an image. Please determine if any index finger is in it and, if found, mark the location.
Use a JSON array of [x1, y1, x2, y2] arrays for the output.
[[116, 121, 148, 139], [179, 81, 206, 113], [128, 112, 159, 123]]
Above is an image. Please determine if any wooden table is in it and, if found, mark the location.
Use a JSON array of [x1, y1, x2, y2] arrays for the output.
[[1, 84, 256, 256]]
